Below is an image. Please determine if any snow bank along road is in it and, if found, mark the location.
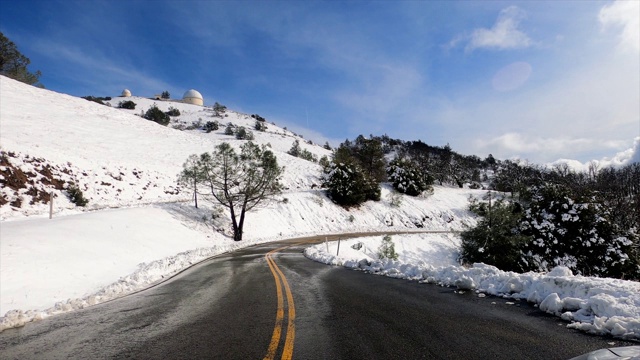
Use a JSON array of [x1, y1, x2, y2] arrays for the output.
[[0, 235, 635, 360]]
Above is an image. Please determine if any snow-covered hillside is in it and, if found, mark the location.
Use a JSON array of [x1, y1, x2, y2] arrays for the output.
[[0, 76, 330, 218], [1, 76, 638, 341], [0, 76, 480, 330]]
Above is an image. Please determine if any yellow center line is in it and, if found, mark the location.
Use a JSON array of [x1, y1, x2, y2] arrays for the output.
[[264, 251, 284, 360], [263, 241, 316, 360], [273, 253, 295, 360]]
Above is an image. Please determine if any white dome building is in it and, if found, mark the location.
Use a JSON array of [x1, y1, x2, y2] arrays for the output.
[[121, 89, 132, 97], [182, 89, 203, 106]]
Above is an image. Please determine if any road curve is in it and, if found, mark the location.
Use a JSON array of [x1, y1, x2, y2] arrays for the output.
[[0, 234, 635, 360]]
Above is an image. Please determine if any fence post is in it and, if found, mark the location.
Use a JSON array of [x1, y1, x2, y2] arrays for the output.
[[336, 238, 341, 256], [325, 237, 329, 253], [49, 192, 53, 219]]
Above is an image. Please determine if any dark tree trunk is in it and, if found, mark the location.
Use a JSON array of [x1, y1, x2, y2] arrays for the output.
[[236, 205, 247, 242], [230, 206, 241, 241], [193, 178, 198, 209]]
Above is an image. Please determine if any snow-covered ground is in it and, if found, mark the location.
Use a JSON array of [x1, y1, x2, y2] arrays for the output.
[[1, 76, 638, 340]]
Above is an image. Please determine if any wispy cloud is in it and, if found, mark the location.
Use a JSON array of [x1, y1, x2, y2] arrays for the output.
[[451, 6, 532, 52], [30, 39, 173, 96], [474, 133, 628, 160]]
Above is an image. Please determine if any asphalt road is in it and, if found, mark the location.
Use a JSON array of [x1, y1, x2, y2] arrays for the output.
[[1, 234, 636, 360]]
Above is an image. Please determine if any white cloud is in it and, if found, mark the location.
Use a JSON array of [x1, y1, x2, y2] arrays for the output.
[[599, 0, 640, 53], [551, 136, 640, 171], [475, 133, 595, 158], [466, 6, 532, 51]]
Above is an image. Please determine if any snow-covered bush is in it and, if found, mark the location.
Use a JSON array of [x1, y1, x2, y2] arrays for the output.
[[323, 162, 380, 207], [460, 186, 640, 279], [519, 184, 638, 279], [387, 158, 433, 196]]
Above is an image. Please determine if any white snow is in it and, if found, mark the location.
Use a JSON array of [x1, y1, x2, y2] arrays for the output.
[[1, 75, 638, 340]]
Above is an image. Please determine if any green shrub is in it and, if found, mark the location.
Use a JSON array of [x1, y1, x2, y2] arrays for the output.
[[235, 126, 254, 140], [251, 114, 266, 122], [204, 121, 219, 133], [299, 149, 317, 163], [82, 96, 106, 105], [319, 155, 330, 169], [118, 100, 136, 109], [144, 104, 170, 126], [67, 184, 88, 207], [459, 197, 528, 272], [224, 123, 235, 135], [378, 235, 398, 260], [287, 140, 301, 157], [165, 106, 180, 117], [255, 120, 267, 131], [213, 102, 227, 117]]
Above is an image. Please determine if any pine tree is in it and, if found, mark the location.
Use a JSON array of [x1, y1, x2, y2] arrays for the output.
[[193, 142, 283, 241], [378, 235, 399, 260], [0, 32, 43, 87]]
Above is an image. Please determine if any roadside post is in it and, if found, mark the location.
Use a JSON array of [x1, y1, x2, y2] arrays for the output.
[[336, 238, 341, 256], [49, 192, 54, 219]]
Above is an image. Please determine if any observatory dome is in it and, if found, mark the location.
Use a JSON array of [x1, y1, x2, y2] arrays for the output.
[[182, 89, 203, 106], [121, 89, 131, 97]]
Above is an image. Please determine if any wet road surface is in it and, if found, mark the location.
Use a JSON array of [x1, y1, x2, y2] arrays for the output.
[[1, 234, 636, 359]]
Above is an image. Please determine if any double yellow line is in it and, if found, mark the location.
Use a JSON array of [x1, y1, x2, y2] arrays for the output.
[[264, 245, 297, 360]]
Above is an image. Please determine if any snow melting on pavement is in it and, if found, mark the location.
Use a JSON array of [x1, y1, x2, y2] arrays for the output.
[[304, 235, 640, 340]]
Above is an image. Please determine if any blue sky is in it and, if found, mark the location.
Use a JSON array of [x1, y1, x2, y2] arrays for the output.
[[1, 0, 638, 164]]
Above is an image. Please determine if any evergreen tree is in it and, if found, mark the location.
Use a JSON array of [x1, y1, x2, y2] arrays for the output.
[[177, 154, 204, 208], [0, 32, 43, 87], [288, 140, 301, 157], [378, 234, 399, 260], [323, 162, 379, 206], [194, 142, 283, 241], [460, 195, 528, 272]]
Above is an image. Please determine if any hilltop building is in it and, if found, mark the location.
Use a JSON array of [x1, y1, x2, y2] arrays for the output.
[[121, 89, 131, 97], [182, 89, 203, 106]]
